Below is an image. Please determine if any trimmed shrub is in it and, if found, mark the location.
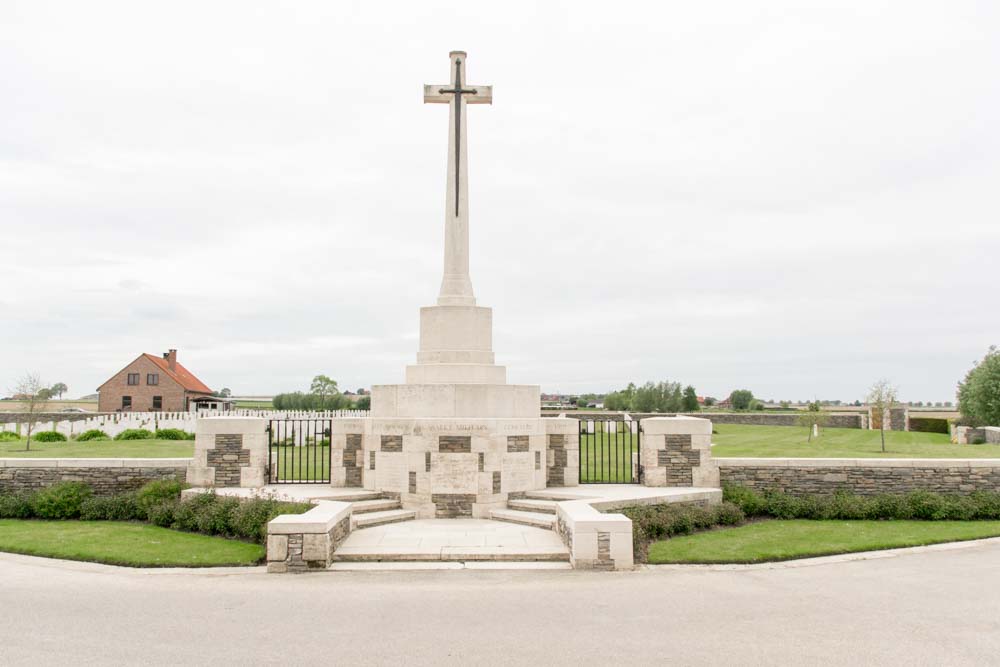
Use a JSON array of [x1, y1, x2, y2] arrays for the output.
[[0, 431, 21, 442], [135, 480, 184, 514], [113, 429, 155, 441], [170, 492, 219, 533], [623, 502, 746, 550], [0, 493, 35, 519], [31, 482, 92, 519], [75, 429, 110, 441], [79, 494, 143, 521], [154, 428, 195, 441], [230, 499, 312, 543], [32, 431, 67, 442], [147, 501, 177, 528], [908, 417, 949, 434]]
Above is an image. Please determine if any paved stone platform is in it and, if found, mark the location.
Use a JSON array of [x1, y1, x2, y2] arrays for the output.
[[332, 518, 570, 563]]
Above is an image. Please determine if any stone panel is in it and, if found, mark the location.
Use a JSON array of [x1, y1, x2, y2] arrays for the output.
[[506, 435, 529, 453], [432, 493, 476, 518], [206, 434, 250, 487], [380, 435, 403, 452], [344, 434, 363, 487], [439, 435, 472, 453]]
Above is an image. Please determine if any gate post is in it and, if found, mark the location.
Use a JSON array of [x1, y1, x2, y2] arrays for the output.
[[639, 416, 719, 488], [187, 416, 268, 488]]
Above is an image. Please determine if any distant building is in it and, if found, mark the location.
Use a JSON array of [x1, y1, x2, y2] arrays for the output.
[[97, 349, 217, 412]]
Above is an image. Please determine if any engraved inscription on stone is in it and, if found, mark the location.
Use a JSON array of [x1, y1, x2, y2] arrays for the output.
[[408, 471, 417, 493]]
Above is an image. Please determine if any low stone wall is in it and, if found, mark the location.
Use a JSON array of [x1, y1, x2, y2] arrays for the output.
[[718, 458, 1000, 495], [0, 458, 191, 495], [267, 501, 353, 573]]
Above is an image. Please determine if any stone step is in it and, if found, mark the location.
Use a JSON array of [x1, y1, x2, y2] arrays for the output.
[[313, 490, 384, 503], [351, 509, 417, 529], [350, 498, 403, 514], [507, 498, 558, 514], [331, 545, 570, 563], [489, 509, 557, 530]]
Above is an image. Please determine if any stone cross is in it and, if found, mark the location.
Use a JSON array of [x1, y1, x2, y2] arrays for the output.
[[424, 51, 492, 307]]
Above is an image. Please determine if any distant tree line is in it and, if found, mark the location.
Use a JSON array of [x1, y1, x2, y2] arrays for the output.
[[271, 374, 370, 411], [603, 382, 701, 413]]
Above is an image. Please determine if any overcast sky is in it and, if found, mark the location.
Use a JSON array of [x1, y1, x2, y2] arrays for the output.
[[2, 1, 998, 403]]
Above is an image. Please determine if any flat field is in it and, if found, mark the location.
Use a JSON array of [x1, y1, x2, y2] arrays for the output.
[[0, 438, 194, 458]]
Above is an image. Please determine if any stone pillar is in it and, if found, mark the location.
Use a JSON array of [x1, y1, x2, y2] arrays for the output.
[[267, 501, 352, 573], [545, 417, 579, 487], [187, 417, 267, 488], [640, 416, 719, 488]]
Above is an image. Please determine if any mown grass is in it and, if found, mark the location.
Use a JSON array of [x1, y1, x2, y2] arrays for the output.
[[647, 519, 1000, 563], [0, 438, 194, 458], [0, 519, 264, 567], [710, 424, 1000, 458]]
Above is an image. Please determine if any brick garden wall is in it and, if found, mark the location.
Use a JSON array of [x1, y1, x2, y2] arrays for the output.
[[0, 459, 190, 495], [718, 459, 1000, 495]]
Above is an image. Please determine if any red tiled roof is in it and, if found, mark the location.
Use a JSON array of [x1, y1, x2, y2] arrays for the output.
[[141, 354, 213, 394]]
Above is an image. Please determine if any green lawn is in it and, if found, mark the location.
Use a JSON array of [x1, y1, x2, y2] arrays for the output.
[[579, 429, 639, 483], [0, 520, 264, 567], [648, 519, 1000, 564], [271, 444, 331, 482], [0, 438, 194, 458], [711, 424, 1000, 458]]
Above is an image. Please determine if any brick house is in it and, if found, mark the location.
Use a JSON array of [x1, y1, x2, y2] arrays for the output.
[[97, 349, 214, 412]]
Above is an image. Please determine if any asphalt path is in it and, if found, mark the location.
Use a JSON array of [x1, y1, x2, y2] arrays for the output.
[[3, 541, 1000, 666]]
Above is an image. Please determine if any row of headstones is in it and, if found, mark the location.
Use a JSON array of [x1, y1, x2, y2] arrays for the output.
[[0, 409, 369, 438]]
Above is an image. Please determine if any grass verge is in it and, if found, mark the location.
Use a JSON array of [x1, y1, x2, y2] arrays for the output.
[[647, 519, 1000, 564], [0, 519, 264, 567]]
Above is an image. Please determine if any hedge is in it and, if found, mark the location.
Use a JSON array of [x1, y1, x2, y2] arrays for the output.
[[32, 431, 67, 443], [908, 417, 950, 434], [75, 429, 111, 441], [0, 481, 311, 546], [154, 428, 195, 440], [114, 429, 155, 441]]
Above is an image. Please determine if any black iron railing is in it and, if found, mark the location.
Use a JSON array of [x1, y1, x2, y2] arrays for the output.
[[267, 419, 333, 484], [578, 418, 641, 484]]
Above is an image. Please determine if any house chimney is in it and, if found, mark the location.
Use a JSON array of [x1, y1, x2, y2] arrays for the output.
[[164, 349, 177, 371]]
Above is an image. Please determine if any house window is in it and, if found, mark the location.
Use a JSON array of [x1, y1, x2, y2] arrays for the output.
[[122, 396, 132, 410], [147, 373, 159, 385], [127, 373, 140, 386], [152, 396, 162, 410]]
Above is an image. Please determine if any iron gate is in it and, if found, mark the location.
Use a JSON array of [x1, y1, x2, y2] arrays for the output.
[[267, 419, 333, 484], [577, 417, 641, 484]]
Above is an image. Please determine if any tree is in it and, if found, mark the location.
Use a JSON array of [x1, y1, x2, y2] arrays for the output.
[[868, 379, 898, 453], [798, 403, 829, 442], [356, 395, 371, 410], [958, 346, 1000, 427], [575, 397, 588, 408], [704, 397, 716, 407], [50, 382, 68, 400], [309, 375, 340, 409], [729, 389, 755, 411], [213, 387, 232, 398], [11, 373, 49, 451], [682, 385, 700, 412]]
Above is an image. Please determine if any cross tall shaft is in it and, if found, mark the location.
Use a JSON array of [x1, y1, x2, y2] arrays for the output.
[[424, 51, 492, 307]]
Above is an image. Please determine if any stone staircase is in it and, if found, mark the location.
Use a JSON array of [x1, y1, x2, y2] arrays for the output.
[[346, 492, 416, 529], [488, 494, 559, 530]]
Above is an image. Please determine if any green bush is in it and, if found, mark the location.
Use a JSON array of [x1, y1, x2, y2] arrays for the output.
[[0, 493, 35, 519], [722, 485, 1000, 523], [32, 431, 67, 442], [146, 501, 177, 528], [908, 417, 950, 434], [75, 429, 110, 441], [135, 480, 184, 514], [0, 431, 21, 442], [154, 428, 195, 441], [623, 502, 747, 554], [229, 499, 312, 543], [79, 494, 143, 521], [114, 429, 155, 441], [31, 482, 92, 519], [170, 492, 219, 533]]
